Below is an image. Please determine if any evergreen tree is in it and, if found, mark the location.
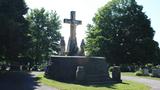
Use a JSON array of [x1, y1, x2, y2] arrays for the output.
[[0, 0, 29, 62]]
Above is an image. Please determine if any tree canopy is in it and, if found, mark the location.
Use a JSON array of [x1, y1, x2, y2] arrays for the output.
[[26, 8, 61, 64], [86, 0, 160, 64], [0, 0, 30, 62]]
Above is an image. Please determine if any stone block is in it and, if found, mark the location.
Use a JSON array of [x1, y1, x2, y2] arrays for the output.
[[143, 68, 149, 75], [152, 69, 160, 77], [45, 56, 111, 83], [112, 66, 122, 82]]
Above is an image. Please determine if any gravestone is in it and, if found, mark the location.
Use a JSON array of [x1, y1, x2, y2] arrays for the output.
[[152, 69, 160, 77], [143, 68, 149, 75], [112, 66, 122, 82], [76, 66, 85, 82], [64, 11, 82, 56]]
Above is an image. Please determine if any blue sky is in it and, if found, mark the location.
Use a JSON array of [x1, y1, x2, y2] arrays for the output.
[[137, 0, 160, 46], [25, 0, 160, 47]]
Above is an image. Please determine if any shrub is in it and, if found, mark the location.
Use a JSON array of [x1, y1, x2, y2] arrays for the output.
[[109, 66, 114, 72], [155, 65, 160, 69], [135, 70, 143, 76]]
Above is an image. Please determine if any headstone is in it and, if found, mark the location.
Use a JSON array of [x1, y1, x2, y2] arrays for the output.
[[76, 66, 85, 82], [112, 66, 122, 82], [143, 68, 149, 75], [64, 11, 82, 56], [59, 37, 66, 56], [152, 69, 160, 77]]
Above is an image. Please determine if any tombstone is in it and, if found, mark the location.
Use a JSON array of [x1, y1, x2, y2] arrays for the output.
[[76, 66, 85, 82], [64, 11, 82, 56], [112, 66, 122, 82], [143, 68, 149, 76], [152, 69, 160, 77], [59, 37, 66, 56]]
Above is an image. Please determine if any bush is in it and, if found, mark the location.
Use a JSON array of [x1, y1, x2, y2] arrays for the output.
[[109, 66, 114, 72], [155, 65, 160, 69], [135, 70, 143, 76]]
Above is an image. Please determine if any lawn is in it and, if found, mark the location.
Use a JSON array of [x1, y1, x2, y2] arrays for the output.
[[122, 72, 160, 81], [37, 74, 150, 90]]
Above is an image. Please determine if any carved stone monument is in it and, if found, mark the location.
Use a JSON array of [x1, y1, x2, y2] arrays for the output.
[[79, 39, 85, 56], [64, 11, 82, 56], [59, 37, 66, 56], [45, 11, 122, 84], [45, 56, 111, 83]]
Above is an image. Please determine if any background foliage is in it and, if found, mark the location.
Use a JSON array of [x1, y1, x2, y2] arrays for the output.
[[86, 0, 160, 64], [26, 8, 61, 64]]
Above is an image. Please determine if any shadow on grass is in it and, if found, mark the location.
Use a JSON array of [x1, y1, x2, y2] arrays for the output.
[[45, 76, 129, 90], [89, 81, 129, 89], [0, 71, 41, 90]]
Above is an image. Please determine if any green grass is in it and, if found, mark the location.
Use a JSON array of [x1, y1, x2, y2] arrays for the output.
[[121, 72, 136, 76], [37, 74, 150, 90], [122, 72, 160, 81]]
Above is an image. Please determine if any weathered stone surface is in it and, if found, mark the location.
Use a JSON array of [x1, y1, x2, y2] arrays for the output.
[[152, 69, 160, 77], [78, 39, 85, 56], [67, 37, 78, 56], [76, 66, 85, 82], [143, 68, 149, 75], [112, 66, 122, 82], [59, 37, 66, 56], [45, 56, 111, 83], [64, 11, 82, 56]]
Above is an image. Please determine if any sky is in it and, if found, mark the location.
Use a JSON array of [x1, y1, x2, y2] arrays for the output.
[[25, 0, 160, 47]]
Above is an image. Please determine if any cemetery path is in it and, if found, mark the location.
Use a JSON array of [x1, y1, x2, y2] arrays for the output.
[[30, 72, 58, 90], [122, 76, 160, 90], [0, 71, 57, 90]]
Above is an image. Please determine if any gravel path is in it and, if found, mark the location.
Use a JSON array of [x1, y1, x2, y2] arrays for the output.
[[30, 72, 58, 90], [0, 71, 57, 90], [122, 76, 160, 90], [34, 83, 57, 90]]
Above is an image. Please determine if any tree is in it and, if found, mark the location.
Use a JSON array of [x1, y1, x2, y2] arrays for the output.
[[0, 0, 30, 62], [86, 0, 160, 64], [26, 8, 61, 64]]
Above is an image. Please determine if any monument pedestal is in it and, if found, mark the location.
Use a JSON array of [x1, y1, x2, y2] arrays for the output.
[[45, 56, 111, 83]]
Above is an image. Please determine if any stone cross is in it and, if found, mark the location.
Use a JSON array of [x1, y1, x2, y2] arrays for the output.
[[64, 11, 82, 40], [64, 11, 82, 56]]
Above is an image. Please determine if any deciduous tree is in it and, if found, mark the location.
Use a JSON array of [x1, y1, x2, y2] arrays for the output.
[[86, 0, 160, 64], [26, 8, 61, 64]]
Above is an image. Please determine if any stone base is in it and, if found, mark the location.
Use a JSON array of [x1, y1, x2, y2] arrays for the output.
[[45, 56, 111, 83]]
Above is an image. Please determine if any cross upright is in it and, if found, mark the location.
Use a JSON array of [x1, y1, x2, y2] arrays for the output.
[[64, 11, 82, 56], [64, 11, 82, 40]]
